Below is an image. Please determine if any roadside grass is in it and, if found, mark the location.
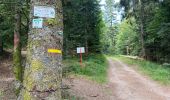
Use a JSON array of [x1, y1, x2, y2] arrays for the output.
[[114, 56, 170, 85], [63, 54, 108, 83], [0, 90, 4, 98]]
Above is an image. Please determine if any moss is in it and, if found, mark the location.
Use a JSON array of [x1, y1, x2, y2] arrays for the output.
[[13, 46, 22, 96], [31, 60, 44, 72], [23, 91, 31, 100], [23, 60, 44, 91], [26, 40, 41, 62], [13, 47, 22, 81], [25, 75, 34, 90], [46, 18, 58, 26], [0, 90, 3, 97], [30, 40, 41, 47], [25, 60, 43, 90]]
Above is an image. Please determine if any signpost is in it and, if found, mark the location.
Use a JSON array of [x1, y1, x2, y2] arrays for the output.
[[77, 47, 85, 66]]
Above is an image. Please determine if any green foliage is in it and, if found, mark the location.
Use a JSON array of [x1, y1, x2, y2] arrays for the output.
[[0, 1, 29, 49], [145, 1, 170, 62], [116, 56, 170, 85], [101, 0, 119, 54], [118, 0, 170, 62], [0, 4, 15, 48], [63, 0, 104, 57], [63, 54, 108, 83], [115, 18, 140, 55]]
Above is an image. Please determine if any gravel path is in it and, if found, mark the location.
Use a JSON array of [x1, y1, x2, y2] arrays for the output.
[[65, 58, 170, 100], [108, 58, 170, 100]]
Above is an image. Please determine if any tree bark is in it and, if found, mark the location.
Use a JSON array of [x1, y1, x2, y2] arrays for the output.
[[0, 34, 3, 55], [13, 0, 22, 85], [18, 0, 63, 99], [139, 0, 146, 58]]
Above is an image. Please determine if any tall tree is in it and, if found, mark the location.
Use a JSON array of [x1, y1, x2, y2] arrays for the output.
[[13, 0, 22, 95], [13, 0, 22, 83], [138, 0, 146, 58], [0, 33, 2, 55], [119, 0, 170, 62], [120, 0, 150, 58], [63, 0, 103, 57], [101, 0, 119, 54], [19, 0, 63, 99]]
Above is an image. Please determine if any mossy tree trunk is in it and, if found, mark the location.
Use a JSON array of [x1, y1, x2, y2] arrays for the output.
[[18, 0, 63, 99], [0, 34, 3, 55], [13, 0, 22, 95]]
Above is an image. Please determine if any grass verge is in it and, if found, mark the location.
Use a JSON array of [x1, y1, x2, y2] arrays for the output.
[[115, 56, 170, 85], [63, 54, 108, 83]]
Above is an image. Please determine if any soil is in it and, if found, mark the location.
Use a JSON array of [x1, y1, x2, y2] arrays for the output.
[[0, 52, 16, 100], [64, 58, 170, 100]]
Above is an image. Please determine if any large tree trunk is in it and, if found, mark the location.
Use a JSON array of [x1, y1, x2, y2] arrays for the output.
[[18, 0, 63, 99]]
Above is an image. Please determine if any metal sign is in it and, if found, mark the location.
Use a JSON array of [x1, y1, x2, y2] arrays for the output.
[[32, 18, 43, 28], [77, 47, 85, 53], [34, 6, 55, 18]]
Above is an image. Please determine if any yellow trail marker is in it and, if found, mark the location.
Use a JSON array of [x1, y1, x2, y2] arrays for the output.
[[48, 49, 62, 54]]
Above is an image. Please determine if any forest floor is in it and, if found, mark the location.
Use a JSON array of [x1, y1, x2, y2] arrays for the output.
[[0, 52, 16, 99], [64, 57, 170, 100]]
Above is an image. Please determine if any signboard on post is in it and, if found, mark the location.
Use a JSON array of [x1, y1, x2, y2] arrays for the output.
[[34, 6, 55, 18], [77, 47, 85, 54], [32, 18, 43, 28], [77, 47, 85, 67]]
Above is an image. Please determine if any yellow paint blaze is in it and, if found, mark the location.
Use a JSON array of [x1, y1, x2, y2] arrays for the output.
[[48, 49, 62, 54]]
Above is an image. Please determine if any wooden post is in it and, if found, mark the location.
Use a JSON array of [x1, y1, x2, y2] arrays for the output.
[[80, 48, 82, 66]]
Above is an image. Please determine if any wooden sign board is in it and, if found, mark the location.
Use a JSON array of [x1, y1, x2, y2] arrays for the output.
[[77, 47, 85, 53]]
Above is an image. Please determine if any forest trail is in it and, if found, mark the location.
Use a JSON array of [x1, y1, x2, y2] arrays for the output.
[[65, 58, 170, 100], [107, 58, 170, 100]]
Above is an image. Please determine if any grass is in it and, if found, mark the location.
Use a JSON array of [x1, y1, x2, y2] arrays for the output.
[[114, 55, 170, 85], [63, 54, 108, 83], [0, 90, 4, 98]]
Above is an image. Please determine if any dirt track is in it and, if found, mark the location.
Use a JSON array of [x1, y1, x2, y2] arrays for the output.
[[0, 56, 16, 100], [108, 58, 170, 100], [66, 58, 170, 100]]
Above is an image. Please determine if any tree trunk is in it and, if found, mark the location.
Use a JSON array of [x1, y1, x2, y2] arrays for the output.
[[139, 0, 146, 58], [126, 46, 129, 55], [18, 0, 63, 99], [13, 0, 22, 90], [0, 34, 3, 55]]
